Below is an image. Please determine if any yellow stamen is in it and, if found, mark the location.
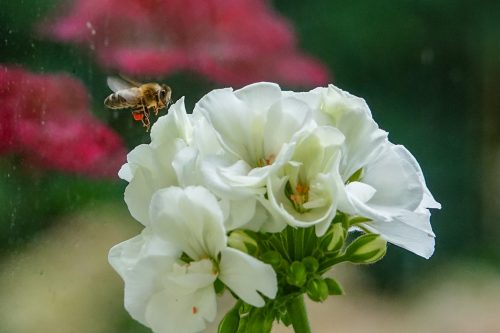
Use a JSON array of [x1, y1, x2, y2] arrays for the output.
[[290, 182, 310, 213]]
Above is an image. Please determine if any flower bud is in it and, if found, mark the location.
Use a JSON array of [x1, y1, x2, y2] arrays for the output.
[[326, 222, 346, 252], [306, 277, 329, 302], [227, 230, 258, 256], [324, 277, 343, 295], [286, 261, 307, 287], [261, 251, 282, 268], [302, 256, 319, 273], [344, 234, 387, 264]]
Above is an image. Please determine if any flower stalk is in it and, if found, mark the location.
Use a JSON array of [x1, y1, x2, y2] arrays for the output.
[[287, 294, 312, 333]]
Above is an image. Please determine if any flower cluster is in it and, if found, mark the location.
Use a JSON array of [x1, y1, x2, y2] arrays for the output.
[[0, 65, 126, 178], [40, 0, 329, 86], [109, 82, 440, 333]]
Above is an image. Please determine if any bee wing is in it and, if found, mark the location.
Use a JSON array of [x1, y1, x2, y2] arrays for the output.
[[107, 76, 136, 92], [119, 75, 143, 87]]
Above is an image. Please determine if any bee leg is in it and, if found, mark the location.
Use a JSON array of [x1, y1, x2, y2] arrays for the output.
[[141, 104, 151, 132], [142, 113, 151, 132], [153, 93, 161, 116]]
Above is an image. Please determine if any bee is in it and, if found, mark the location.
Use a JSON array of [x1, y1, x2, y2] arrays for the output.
[[104, 76, 172, 131]]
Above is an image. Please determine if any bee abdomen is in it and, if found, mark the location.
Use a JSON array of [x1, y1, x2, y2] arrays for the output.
[[104, 93, 132, 109]]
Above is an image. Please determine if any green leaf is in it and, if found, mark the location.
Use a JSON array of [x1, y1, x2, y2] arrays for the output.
[[218, 301, 241, 333]]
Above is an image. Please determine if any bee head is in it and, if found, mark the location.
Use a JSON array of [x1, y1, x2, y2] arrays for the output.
[[158, 84, 172, 108]]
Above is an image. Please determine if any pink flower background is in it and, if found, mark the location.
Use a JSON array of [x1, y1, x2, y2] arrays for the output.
[[0, 66, 126, 178], [41, 0, 330, 86]]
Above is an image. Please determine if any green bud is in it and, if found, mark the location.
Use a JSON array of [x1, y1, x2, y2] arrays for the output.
[[324, 277, 344, 295], [261, 251, 282, 268], [302, 256, 319, 273], [227, 230, 258, 256], [344, 234, 387, 264], [286, 261, 307, 287], [327, 222, 346, 252], [306, 277, 329, 302]]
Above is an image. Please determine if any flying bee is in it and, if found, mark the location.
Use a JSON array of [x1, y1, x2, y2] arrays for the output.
[[104, 76, 172, 131]]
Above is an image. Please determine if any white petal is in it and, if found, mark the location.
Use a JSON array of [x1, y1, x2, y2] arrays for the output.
[[122, 141, 182, 225], [124, 167, 156, 225], [362, 209, 435, 258], [392, 145, 441, 209], [145, 285, 217, 333], [195, 87, 259, 161], [150, 186, 227, 260], [108, 231, 179, 325], [200, 155, 265, 198], [234, 82, 283, 113], [172, 146, 200, 187], [361, 143, 424, 212], [219, 247, 277, 307], [263, 96, 313, 157], [151, 97, 192, 147], [118, 163, 133, 182], [345, 181, 376, 204], [167, 259, 218, 292], [220, 197, 257, 231]]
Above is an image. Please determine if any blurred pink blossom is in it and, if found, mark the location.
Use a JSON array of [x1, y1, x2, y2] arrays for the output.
[[0, 65, 126, 178], [41, 0, 329, 86]]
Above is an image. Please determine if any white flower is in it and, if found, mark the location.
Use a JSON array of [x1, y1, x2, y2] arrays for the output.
[[150, 186, 277, 306], [264, 126, 345, 235], [109, 186, 277, 333], [303, 85, 440, 258], [343, 143, 440, 258], [308, 84, 388, 181], [194, 82, 315, 200], [118, 98, 193, 225]]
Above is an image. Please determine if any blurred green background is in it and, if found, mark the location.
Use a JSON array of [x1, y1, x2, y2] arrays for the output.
[[1, 0, 499, 332]]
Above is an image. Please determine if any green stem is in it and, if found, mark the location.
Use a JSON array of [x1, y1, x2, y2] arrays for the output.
[[287, 294, 312, 333]]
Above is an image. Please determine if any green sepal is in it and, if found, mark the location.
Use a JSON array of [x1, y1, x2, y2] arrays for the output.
[[324, 277, 344, 295]]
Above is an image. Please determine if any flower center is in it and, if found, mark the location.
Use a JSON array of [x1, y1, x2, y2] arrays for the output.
[[286, 181, 310, 214], [257, 155, 275, 167]]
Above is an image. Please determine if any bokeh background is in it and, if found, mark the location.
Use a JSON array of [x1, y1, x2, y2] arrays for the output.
[[1, 0, 500, 332]]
